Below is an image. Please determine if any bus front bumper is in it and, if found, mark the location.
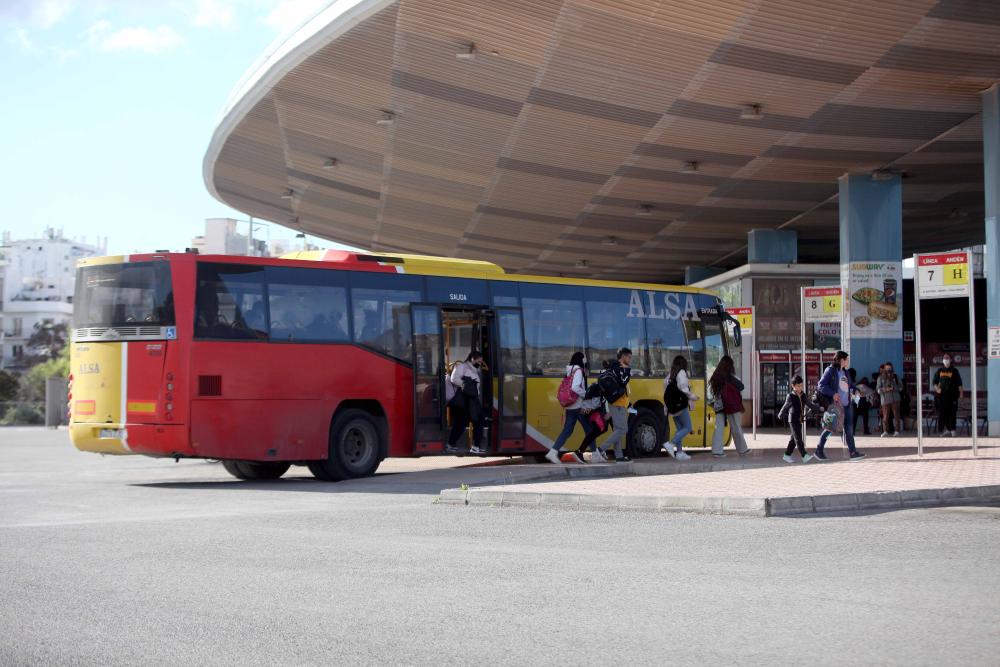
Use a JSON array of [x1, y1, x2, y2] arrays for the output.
[[70, 423, 193, 457]]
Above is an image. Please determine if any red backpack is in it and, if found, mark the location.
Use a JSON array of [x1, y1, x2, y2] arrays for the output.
[[557, 368, 579, 407]]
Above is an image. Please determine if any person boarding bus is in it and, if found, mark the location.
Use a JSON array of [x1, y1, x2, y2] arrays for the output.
[[547, 351, 590, 464], [662, 355, 695, 461], [446, 351, 485, 455]]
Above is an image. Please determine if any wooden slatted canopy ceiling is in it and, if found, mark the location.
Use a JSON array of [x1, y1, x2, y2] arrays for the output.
[[204, 0, 1000, 283]]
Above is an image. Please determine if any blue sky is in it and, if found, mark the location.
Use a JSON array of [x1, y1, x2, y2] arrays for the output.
[[1, 0, 342, 254]]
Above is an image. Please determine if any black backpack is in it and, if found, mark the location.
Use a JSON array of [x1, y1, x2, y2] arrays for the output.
[[664, 379, 686, 414], [597, 368, 626, 403]]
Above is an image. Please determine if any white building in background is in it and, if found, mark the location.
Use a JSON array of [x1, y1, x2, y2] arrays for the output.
[[191, 218, 318, 257], [191, 218, 266, 256], [0, 229, 105, 368]]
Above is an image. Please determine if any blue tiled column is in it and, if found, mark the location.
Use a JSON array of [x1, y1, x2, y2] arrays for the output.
[[747, 229, 797, 264], [684, 265, 724, 285], [983, 85, 1000, 436], [838, 173, 903, 379]]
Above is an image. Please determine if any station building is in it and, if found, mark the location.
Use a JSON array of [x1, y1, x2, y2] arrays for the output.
[[204, 0, 1000, 435]]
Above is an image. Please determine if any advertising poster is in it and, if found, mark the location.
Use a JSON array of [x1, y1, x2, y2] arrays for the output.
[[842, 262, 902, 339]]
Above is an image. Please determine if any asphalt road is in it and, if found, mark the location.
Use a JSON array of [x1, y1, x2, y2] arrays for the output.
[[1, 429, 998, 666]]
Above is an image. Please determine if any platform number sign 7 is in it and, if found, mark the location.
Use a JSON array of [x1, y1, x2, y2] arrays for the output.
[[917, 252, 969, 299]]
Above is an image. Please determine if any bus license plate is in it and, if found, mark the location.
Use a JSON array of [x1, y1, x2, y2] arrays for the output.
[[99, 429, 124, 439]]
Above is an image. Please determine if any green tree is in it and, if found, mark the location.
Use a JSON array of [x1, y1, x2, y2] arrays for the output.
[[17, 346, 69, 403], [0, 370, 17, 402], [25, 321, 68, 364]]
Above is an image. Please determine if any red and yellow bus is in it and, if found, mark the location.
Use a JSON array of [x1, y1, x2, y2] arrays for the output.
[[69, 250, 740, 480]]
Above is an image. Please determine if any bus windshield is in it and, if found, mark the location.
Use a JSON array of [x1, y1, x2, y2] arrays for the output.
[[74, 262, 175, 329]]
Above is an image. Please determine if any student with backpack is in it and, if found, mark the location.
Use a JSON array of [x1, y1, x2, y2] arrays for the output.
[[662, 355, 696, 460], [815, 350, 866, 460], [595, 347, 633, 463], [708, 355, 751, 457], [578, 381, 609, 459], [445, 351, 486, 454], [777, 375, 818, 463], [547, 351, 590, 464]]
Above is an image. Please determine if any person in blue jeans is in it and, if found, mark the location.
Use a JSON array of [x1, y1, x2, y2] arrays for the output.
[[815, 350, 866, 461], [546, 351, 592, 464], [662, 355, 696, 461]]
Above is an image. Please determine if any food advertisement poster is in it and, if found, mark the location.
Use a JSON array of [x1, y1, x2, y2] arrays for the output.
[[841, 262, 902, 339]]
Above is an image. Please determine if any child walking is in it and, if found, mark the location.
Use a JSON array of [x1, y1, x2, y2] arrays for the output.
[[777, 375, 818, 463]]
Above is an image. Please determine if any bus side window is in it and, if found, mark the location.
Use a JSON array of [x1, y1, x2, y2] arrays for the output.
[[266, 267, 349, 343], [521, 295, 585, 377], [584, 287, 646, 377], [194, 263, 266, 340], [350, 273, 422, 361], [646, 315, 688, 378]]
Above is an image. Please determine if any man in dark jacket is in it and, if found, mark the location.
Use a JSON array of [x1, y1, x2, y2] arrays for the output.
[[933, 354, 964, 436], [815, 351, 866, 461]]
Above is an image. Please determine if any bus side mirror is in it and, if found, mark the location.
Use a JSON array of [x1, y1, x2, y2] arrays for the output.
[[723, 312, 742, 348]]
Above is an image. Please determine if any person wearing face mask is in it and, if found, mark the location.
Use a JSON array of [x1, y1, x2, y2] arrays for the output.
[[547, 351, 591, 464], [877, 361, 903, 437], [932, 354, 964, 436], [445, 351, 486, 454]]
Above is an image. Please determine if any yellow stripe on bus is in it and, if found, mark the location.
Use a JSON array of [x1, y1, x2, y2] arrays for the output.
[[77, 255, 129, 267], [126, 401, 156, 413]]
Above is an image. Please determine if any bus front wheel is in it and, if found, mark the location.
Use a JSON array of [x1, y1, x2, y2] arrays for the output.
[[308, 409, 383, 481], [221, 460, 291, 480]]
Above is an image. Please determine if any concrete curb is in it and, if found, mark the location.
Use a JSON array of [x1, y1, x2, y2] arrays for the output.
[[456, 456, 814, 488], [438, 484, 1000, 517]]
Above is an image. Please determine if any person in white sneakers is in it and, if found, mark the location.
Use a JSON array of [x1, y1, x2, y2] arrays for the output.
[[777, 375, 818, 463], [662, 355, 696, 461], [546, 351, 590, 464], [933, 355, 964, 437]]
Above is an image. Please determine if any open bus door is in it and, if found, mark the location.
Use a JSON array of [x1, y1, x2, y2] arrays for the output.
[[411, 304, 447, 453], [490, 308, 527, 452]]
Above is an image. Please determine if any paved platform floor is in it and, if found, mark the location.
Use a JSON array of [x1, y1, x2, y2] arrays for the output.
[[2, 428, 999, 665]]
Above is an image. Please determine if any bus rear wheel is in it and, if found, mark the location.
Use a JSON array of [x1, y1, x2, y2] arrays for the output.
[[308, 409, 384, 481], [222, 460, 291, 480], [628, 407, 663, 458]]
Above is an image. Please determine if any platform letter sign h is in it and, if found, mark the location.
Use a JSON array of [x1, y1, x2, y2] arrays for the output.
[[914, 251, 976, 456]]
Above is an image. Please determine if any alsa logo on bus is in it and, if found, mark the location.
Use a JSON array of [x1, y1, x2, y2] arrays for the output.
[[78, 363, 100, 374], [626, 291, 699, 320]]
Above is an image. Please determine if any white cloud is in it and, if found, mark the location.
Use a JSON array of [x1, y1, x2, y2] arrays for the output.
[[51, 45, 79, 63], [86, 20, 184, 54], [0, 0, 77, 29], [9, 25, 79, 63], [260, 0, 331, 34], [33, 0, 76, 28], [11, 27, 41, 54], [190, 0, 237, 28]]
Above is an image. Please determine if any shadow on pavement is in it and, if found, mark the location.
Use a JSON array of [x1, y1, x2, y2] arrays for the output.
[[130, 468, 534, 496]]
